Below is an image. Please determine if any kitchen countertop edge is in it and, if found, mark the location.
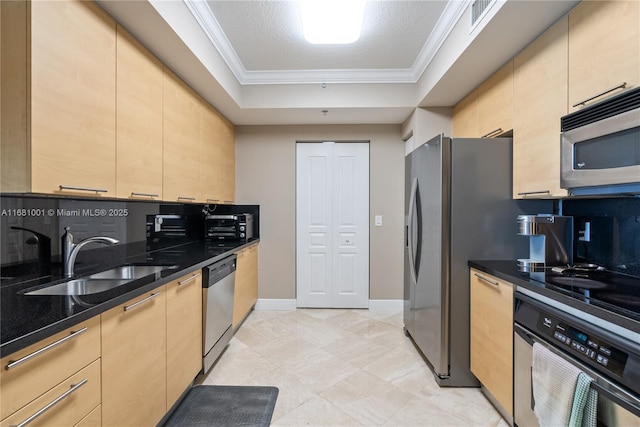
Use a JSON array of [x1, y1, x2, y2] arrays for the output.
[[0, 239, 259, 358], [468, 260, 640, 337]]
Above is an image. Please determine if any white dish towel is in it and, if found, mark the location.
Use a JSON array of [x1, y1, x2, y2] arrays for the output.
[[532, 342, 597, 427]]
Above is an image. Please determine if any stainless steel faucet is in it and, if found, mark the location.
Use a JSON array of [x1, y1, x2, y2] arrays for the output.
[[61, 227, 119, 277]]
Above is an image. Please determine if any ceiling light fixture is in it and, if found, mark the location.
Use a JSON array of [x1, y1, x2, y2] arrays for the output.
[[301, 0, 366, 45]]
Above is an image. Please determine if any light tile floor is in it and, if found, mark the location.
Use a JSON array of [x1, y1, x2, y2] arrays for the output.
[[201, 308, 509, 427]]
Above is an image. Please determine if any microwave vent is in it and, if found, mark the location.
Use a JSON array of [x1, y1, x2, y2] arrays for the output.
[[561, 86, 640, 131]]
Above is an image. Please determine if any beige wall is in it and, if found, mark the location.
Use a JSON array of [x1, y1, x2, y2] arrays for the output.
[[402, 107, 453, 153], [235, 124, 405, 301]]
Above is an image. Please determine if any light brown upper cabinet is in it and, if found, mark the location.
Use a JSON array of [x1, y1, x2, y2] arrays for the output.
[[477, 60, 514, 138], [201, 102, 236, 204], [163, 68, 204, 203], [116, 25, 164, 200], [452, 90, 478, 137], [568, 0, 640, 112], [1, 0, 116, 196], [452, 61, 513, 138], [513, 16, 569, 199]]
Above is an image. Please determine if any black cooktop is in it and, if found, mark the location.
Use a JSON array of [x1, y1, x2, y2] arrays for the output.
[[532, 267, 640, 323]]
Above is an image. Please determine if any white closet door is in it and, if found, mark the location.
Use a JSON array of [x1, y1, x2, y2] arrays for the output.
[[296, 142, 369, 308]]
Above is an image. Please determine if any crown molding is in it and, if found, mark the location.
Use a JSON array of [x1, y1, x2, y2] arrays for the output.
[[184, 0, 248, 83], [241, 68, 418, 85], [184, 0, 469, 86], [412, 0, 471, 79]]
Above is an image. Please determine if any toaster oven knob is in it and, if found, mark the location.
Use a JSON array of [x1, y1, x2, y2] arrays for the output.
[[239, 226, 245, 231], [240, 233, 245, 238]]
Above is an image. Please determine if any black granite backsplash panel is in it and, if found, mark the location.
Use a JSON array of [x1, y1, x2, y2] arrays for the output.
[[563, 197, 640, 277], [1, 195, 259, 280]]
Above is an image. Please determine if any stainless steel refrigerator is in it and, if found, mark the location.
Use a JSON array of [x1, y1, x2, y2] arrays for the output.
[[403, 133, 549, 387]]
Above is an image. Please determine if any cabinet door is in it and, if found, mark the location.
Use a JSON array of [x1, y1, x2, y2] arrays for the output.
[[217, 115, 236, 204], [513, 16, 568, 199], [568, 0, 640, 112], [116, 25, 163, 200], [0, 316, 100, 420], [167, 271, 203, 409], [452, 89, 478, 137], [163, 68, 202, 203], [30, 0, 116, 196], [201, 103, 236, 205], [477, 60, 513, 138], [201, 102, 223, 204], [470, 269, 514, 417], [232, 244, 259, 328], [101, 289, 167, 427], [0, 360, 101, 427]]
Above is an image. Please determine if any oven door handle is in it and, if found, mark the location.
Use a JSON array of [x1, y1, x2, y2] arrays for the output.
[[589, 382, 640, 417], [515, 323, 535, 346]]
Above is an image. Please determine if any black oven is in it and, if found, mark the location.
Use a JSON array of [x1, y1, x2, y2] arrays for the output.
[[205, 214, 253, 241], [514, 292, 640, 426]]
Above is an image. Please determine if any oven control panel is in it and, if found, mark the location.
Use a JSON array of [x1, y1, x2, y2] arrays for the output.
[[537, 315, 628, 377]]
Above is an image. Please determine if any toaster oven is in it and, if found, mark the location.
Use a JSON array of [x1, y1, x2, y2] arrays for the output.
[[205, 214, 253, 241]]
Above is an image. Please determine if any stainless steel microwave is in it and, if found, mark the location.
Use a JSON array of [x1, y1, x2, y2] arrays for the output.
[[560, 86, 640, 196]]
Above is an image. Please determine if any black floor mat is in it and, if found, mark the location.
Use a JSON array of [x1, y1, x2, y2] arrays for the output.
[[164, 385, 279, 427]]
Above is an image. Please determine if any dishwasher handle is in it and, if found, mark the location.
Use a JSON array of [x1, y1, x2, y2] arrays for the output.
[[203, 254, 237, 287]]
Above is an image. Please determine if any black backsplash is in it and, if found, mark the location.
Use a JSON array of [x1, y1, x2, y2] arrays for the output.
[[1, 195, 259, 275], [563, 197, 640, 277]]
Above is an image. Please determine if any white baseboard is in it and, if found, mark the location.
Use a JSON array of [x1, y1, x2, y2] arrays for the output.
[[368, 299, 403, 311], [254, 298, 403, 311], [254, 299, 297, 310]]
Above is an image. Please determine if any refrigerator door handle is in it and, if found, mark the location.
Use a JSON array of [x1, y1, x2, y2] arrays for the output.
[[407, 177, 419, 284]]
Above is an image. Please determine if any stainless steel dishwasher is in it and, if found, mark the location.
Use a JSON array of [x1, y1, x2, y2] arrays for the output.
[[202, 254, 236, 374]]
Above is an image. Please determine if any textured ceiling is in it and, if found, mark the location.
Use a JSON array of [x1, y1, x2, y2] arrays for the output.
[[206, 0, 448, 73], [97, 0, 581, 124]]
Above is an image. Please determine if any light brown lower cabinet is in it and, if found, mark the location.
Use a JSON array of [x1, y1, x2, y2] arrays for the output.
[[469, 268, 514, 418], [233, 243, 259, 328], [101, 288, 167, 427], [0, 316, 101, 422], [74, 405, 102, 427], [166, 271, 203, 409], [0, 360, 101, 427]]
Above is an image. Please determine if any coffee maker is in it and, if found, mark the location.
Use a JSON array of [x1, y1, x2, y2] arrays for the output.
[[517, 214, 573, 272]]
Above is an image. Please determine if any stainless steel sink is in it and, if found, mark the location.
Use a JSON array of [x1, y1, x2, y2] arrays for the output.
[[24, 278, 133, 296], [23, 264, 178, 296], [88, 265, 173, 280]]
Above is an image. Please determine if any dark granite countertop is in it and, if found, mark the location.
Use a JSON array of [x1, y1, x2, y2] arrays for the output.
[[468, 260, 640, 335], [0, 238, 259, 357]]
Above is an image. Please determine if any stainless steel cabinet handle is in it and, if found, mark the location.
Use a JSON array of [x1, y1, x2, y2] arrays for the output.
[[517, 190, 550, 196], [10, 379, 88, 427], [177, 197, 196, 201], [572, 82, 627, 108], [206, 199, 220, 203], [123, 292, 161, 312], [481, 128, 503, 138], [59, 185, 107, 193], [224, 200, 234, 204], [474, 273, 499, 287], [6, 328, 88, 370], [178, 273, 201, 286], [131, 192, 159, 198]]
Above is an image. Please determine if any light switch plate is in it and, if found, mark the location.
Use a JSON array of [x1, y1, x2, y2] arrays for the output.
[[375, 215, 382, 226]]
